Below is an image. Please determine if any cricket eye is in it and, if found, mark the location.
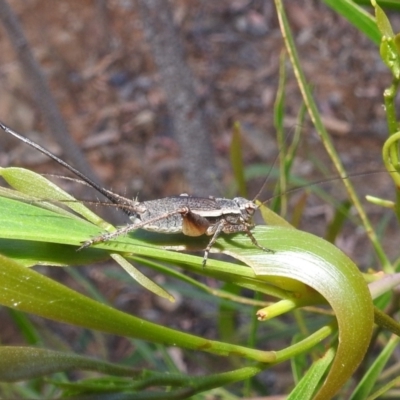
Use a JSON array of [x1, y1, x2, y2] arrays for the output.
[[245, 203, 256, 215], [135, 203, 147, 213]]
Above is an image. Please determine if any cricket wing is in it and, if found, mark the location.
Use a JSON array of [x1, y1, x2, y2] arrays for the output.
[[170, 196, 224, 217], [135, 196, 222, 235]]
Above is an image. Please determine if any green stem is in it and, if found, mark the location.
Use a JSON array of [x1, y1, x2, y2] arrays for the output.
[[383, 81, 399, 135], [382, 131, 400, 222], [275, 323, 335, 363], [274, 0, 391, 272], [273, 50, 288, 216]]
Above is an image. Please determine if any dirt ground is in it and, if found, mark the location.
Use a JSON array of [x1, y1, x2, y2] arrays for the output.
[[0, 0, 399, 394]]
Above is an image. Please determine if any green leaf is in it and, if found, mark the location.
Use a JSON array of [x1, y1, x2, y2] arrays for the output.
[[110, 253, 174, 302], [354, 0, 400, 10], [0, 167, 109, 228], [349, 336, 400, 399], [323, 0, 381, 45], [0, 252, 279, 362], [373, 0, 395, 37], [287, 348, 336, 400], [257, 201, 295, 228], [230, 122, 247, 198]]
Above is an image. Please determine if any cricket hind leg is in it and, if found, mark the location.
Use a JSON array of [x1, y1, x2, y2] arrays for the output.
[[180, 209, 210, 237], [78, 207, 190, 250]]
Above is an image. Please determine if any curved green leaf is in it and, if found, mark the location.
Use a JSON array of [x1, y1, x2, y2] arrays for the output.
[[217, 225, 375, 400]]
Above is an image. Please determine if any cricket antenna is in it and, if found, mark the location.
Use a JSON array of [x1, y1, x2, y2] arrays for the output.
[[252, 128, 296, 203], [258, 169, 390, 208], [0, 121, 129, 207]]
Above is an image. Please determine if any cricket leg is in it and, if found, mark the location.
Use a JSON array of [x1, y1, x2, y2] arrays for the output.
[[242, 225, 274, 254], [180, 209, 210, 236], [78, 207, 190, 250], [180, 208, 217, 267], [203, 222, 274, 268], [222, 223, 274, 254], [202, 220, 226, 268]]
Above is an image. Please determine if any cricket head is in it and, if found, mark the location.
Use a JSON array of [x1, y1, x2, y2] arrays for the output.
[[232, 197, 257, 223], [132, 198, 146, 213], [126, 199, 147, 222]]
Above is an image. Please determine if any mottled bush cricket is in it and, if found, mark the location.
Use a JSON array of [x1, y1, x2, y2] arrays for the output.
[[0, 121, 274, 267]]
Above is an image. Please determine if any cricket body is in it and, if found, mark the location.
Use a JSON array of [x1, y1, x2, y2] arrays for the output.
[[0, 122, 273, 267], [88, 194, 272, 266]]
